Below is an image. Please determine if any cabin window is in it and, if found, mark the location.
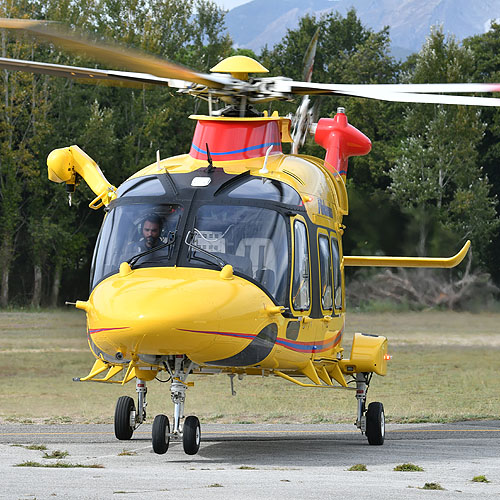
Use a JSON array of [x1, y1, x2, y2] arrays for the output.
[[227, 178, 302, 205], [318, 234, 333, 310], [291, 220, 310, 311], [188, 204, 289, 304], [90, 202, 182, 289], [331, 237, 342, 310]]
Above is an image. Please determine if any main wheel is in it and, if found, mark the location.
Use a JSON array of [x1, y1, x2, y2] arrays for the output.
[[366, 401, 385, 445], [152, 414, 170, 454], [183, 415, 201, 455], [114, 395, 135, 440]]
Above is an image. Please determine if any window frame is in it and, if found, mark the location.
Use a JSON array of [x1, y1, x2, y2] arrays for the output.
[[290, 216, 312, 316], [317, 229, 334, 314], [331, 234, 344, 312]]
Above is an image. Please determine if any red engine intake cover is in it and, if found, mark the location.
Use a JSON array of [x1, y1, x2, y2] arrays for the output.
[[190, 119, 282, 161], [314, 112, 372, 176]]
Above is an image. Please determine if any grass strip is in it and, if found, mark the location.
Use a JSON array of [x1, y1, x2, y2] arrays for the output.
[[2, 310, 500, 424], [42, 450, 68, 459], [14, 461, 104, 468]]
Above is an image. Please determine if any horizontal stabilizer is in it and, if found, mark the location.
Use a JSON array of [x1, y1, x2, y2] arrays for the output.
[[344, 241, 470, 269]]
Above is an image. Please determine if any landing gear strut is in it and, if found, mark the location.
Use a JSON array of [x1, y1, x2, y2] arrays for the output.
[[152, 355, 201, 455], [114, 378, 148, 440], [355, 372, 385, 445]]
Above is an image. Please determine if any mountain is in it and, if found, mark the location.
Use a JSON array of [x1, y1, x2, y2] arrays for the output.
[[225, 0, 500, 57]]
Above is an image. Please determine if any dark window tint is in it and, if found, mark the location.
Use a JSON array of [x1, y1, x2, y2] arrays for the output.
[[117, 177, 165, 197], [228, 178, 301, 205], [319, 235, 333, 310], [190, 205, 289, 304], [90, 203, 182, 288], [331, 237, 342, 310], [291, 221, 310, 311]]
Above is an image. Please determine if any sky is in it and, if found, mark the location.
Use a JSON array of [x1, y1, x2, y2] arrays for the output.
[[212, 0, 251, 10]]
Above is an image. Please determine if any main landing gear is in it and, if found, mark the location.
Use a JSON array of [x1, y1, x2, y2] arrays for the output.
[[114, 378, 147, 440], [355, 372, 385, 445], [113, 355, 201, 456]]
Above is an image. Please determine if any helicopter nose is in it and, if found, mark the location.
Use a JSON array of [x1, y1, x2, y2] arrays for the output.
[[85, 267, 269, 360]]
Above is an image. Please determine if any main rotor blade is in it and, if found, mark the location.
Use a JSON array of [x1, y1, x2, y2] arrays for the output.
[[284, 80, 500, 95], [0, 18, 229, 88], [269, 80, 500, 106], [0, 56, 186, 87], [302, 28, 320, 83], [340, 89, 500, 107]]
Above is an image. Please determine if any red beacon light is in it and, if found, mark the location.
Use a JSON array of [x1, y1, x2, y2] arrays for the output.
[[314, 107, 372, 177]]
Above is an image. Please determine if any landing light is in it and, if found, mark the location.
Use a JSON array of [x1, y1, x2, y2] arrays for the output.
[[191, 177, 211, 187]]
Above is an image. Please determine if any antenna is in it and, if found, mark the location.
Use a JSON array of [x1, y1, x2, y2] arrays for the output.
[[205, 143, 215, 173], [156, 149, 161, 170], [259, 145, 274, 174]]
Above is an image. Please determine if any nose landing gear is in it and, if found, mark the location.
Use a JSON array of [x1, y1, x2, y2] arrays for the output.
[[152, 355, 201, 456]]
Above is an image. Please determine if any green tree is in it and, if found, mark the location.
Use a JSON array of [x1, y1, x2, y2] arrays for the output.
[[390, 28, 499, 260], [464, 22, 500, 282], [260, 10, 404, 257], [0, 0, 53, 306], [1, 0, 234, 306]]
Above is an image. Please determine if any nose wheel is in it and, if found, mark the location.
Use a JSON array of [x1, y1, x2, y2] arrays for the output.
[[183, 415, 201, 455], [152, 414, 171, 454], [151, 355, 201, 456]]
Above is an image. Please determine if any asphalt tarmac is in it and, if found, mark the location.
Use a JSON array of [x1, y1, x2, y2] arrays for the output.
[[1, 421, 500, 499]]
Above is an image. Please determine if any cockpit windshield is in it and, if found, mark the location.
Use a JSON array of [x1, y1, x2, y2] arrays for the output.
[[90, 174, 296, 304], [90, 203, 183, 289], [188, 205, 289, 304]]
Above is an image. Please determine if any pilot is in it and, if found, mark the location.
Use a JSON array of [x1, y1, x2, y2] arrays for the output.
[[142, 214, 162, 250], [128, 213, 163, 254]]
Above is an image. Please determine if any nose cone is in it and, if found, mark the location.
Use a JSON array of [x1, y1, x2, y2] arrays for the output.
[[87, 267, 272, 360]]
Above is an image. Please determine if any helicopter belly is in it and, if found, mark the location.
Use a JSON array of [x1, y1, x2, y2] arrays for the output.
[[86, 267, 282, 362]]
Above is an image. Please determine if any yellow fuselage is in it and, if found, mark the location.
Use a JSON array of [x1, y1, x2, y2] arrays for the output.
[[87, 266, 345, 372]]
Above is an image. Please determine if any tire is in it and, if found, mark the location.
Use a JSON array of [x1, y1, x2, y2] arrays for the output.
[[366, 402, 385, 445], [152, 414, 170, 454], [183, 415, 201, 455], [114, 396, 135, 440]]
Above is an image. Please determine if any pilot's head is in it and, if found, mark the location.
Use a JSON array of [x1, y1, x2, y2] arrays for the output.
[[142, 214, 162, 248]]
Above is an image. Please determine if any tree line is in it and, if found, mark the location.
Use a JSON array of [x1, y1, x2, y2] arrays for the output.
[[0, 1, 499, 308]]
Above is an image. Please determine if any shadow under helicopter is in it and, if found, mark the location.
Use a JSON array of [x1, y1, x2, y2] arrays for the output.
[[162, 422, 500, 466]]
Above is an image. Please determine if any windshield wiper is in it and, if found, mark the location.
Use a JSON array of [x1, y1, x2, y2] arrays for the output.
[[128, 231, 176, 268], [185, 230, 228, 269]]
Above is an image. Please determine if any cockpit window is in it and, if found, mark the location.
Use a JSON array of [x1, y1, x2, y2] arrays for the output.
[[188, 204, 289, 304], [227, 178, 302, 205], [117, 176, 165, 197], [90, 203, 182, 289]]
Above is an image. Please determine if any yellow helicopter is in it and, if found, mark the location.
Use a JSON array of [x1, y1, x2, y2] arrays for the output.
[[0, 18, 495, 456]]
